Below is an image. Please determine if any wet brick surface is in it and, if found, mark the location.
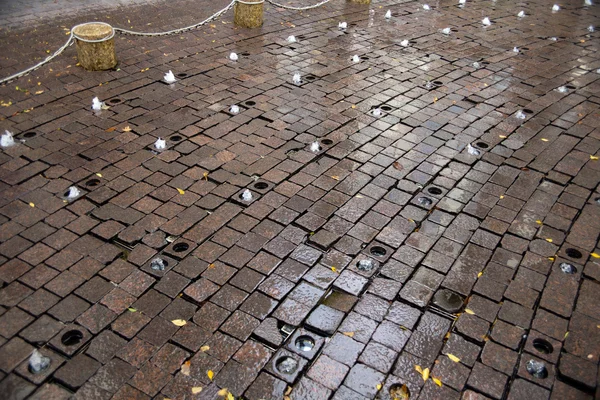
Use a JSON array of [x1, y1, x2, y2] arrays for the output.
[[0, 0, 599, 398]]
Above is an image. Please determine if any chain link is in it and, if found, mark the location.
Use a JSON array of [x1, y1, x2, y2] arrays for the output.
[[266, 0, 332, 10], [114, 0, 236, 36], [1, 0, 334, 84]]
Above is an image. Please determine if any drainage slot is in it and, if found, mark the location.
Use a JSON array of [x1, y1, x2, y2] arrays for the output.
[[23, 131, 37, 138], [565, 248, 582, 259], [169, 135, 183, 142], [370, 246, 387, 257], [176, 73, 188, 78], [254, 182, 269, 190], [173, 243, 190, 252], [321, 139, 333, 145], [245, 100, 256, 107], [476, 142, 489, 149], [427, 187, 443, 195], [85, 179, 101, 187], [532, 339, 554, 354], [108, 98, 122, 105], [61, 330, 83, 346], [433, 289, 464, 313]]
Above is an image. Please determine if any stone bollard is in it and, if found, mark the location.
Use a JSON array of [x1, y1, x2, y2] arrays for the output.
[[234, 0, 264, 28], [72, 22, 117, 71]]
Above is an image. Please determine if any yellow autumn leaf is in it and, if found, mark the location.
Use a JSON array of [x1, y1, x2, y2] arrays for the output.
[[227, 393, 235, 400], [217, 388, 228, 396], [422, 368, 430, 381], [123, 126, 132, 132], [181, 361, 191, 376], [342, 331, 355, 338], [29, 202, 35, 207], [447, 354, 461, 363], [35, 90, 44, 95], [203, 172, 209, 181], [390, 383, 410, 399], [415, 365, 423, 374], [545, 238, 553, 243], [200, 345, 210, 352], [591, 253, 600, 259], [331, 176, 340, 180], [191, 387, 203, 394], [499, 195, 505, 199], [564, 331, 569, 339], [128, 307, 137, 312], [172, 319, 187, 326], [376, 383, 383, 390], [432, 377, 443, 387], [548, 257, 555, 261], [477, 272, 483, 278], [541, 138, 548, 142], [208, 263, 215, 269], [96, 173, 102, 177], [285, 386, 292, 395], [591, 155, 599, 160], [207, 370, 214, 381], [351, 105, 356, 109], [464, 309, 475, 315], [536, 220, 542, 225], [176, 188, 185, 195], [499, 135, 507, 138], [331, 266, 339, 274]]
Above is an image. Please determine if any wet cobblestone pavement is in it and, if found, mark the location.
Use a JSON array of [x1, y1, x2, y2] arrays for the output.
[[0, 0, 600, 398]]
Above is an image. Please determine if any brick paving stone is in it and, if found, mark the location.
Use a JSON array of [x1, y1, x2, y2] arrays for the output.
[[0, 0, 599, 396], [467, 362, 509, 399], [344, 364, 385, 398], [54, 354, 101, 389], [244, 372, 288, 400]]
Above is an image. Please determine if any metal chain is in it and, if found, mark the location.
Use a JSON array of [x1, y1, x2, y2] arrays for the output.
[[0, 0, 334, 85], [114, 0, 236, 36], [0, 0, 235, 84], [0, 34, 74, 85], [266, 0, 332, 10]]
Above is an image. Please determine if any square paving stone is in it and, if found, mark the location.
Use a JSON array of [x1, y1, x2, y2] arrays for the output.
[[343, 364, 386, 398], [244, 372, 288, 400], [307, 354, 350, 390], [467, 362, 508, 399], [220, 310, 260, 341], [323, 333, 365, 366], [54, 354, 101, 389], [305, 304, 345, 335]]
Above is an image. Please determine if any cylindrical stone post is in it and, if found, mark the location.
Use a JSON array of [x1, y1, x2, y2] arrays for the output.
[[234, 0, 264, 28], [72, 22, 117, 71]]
